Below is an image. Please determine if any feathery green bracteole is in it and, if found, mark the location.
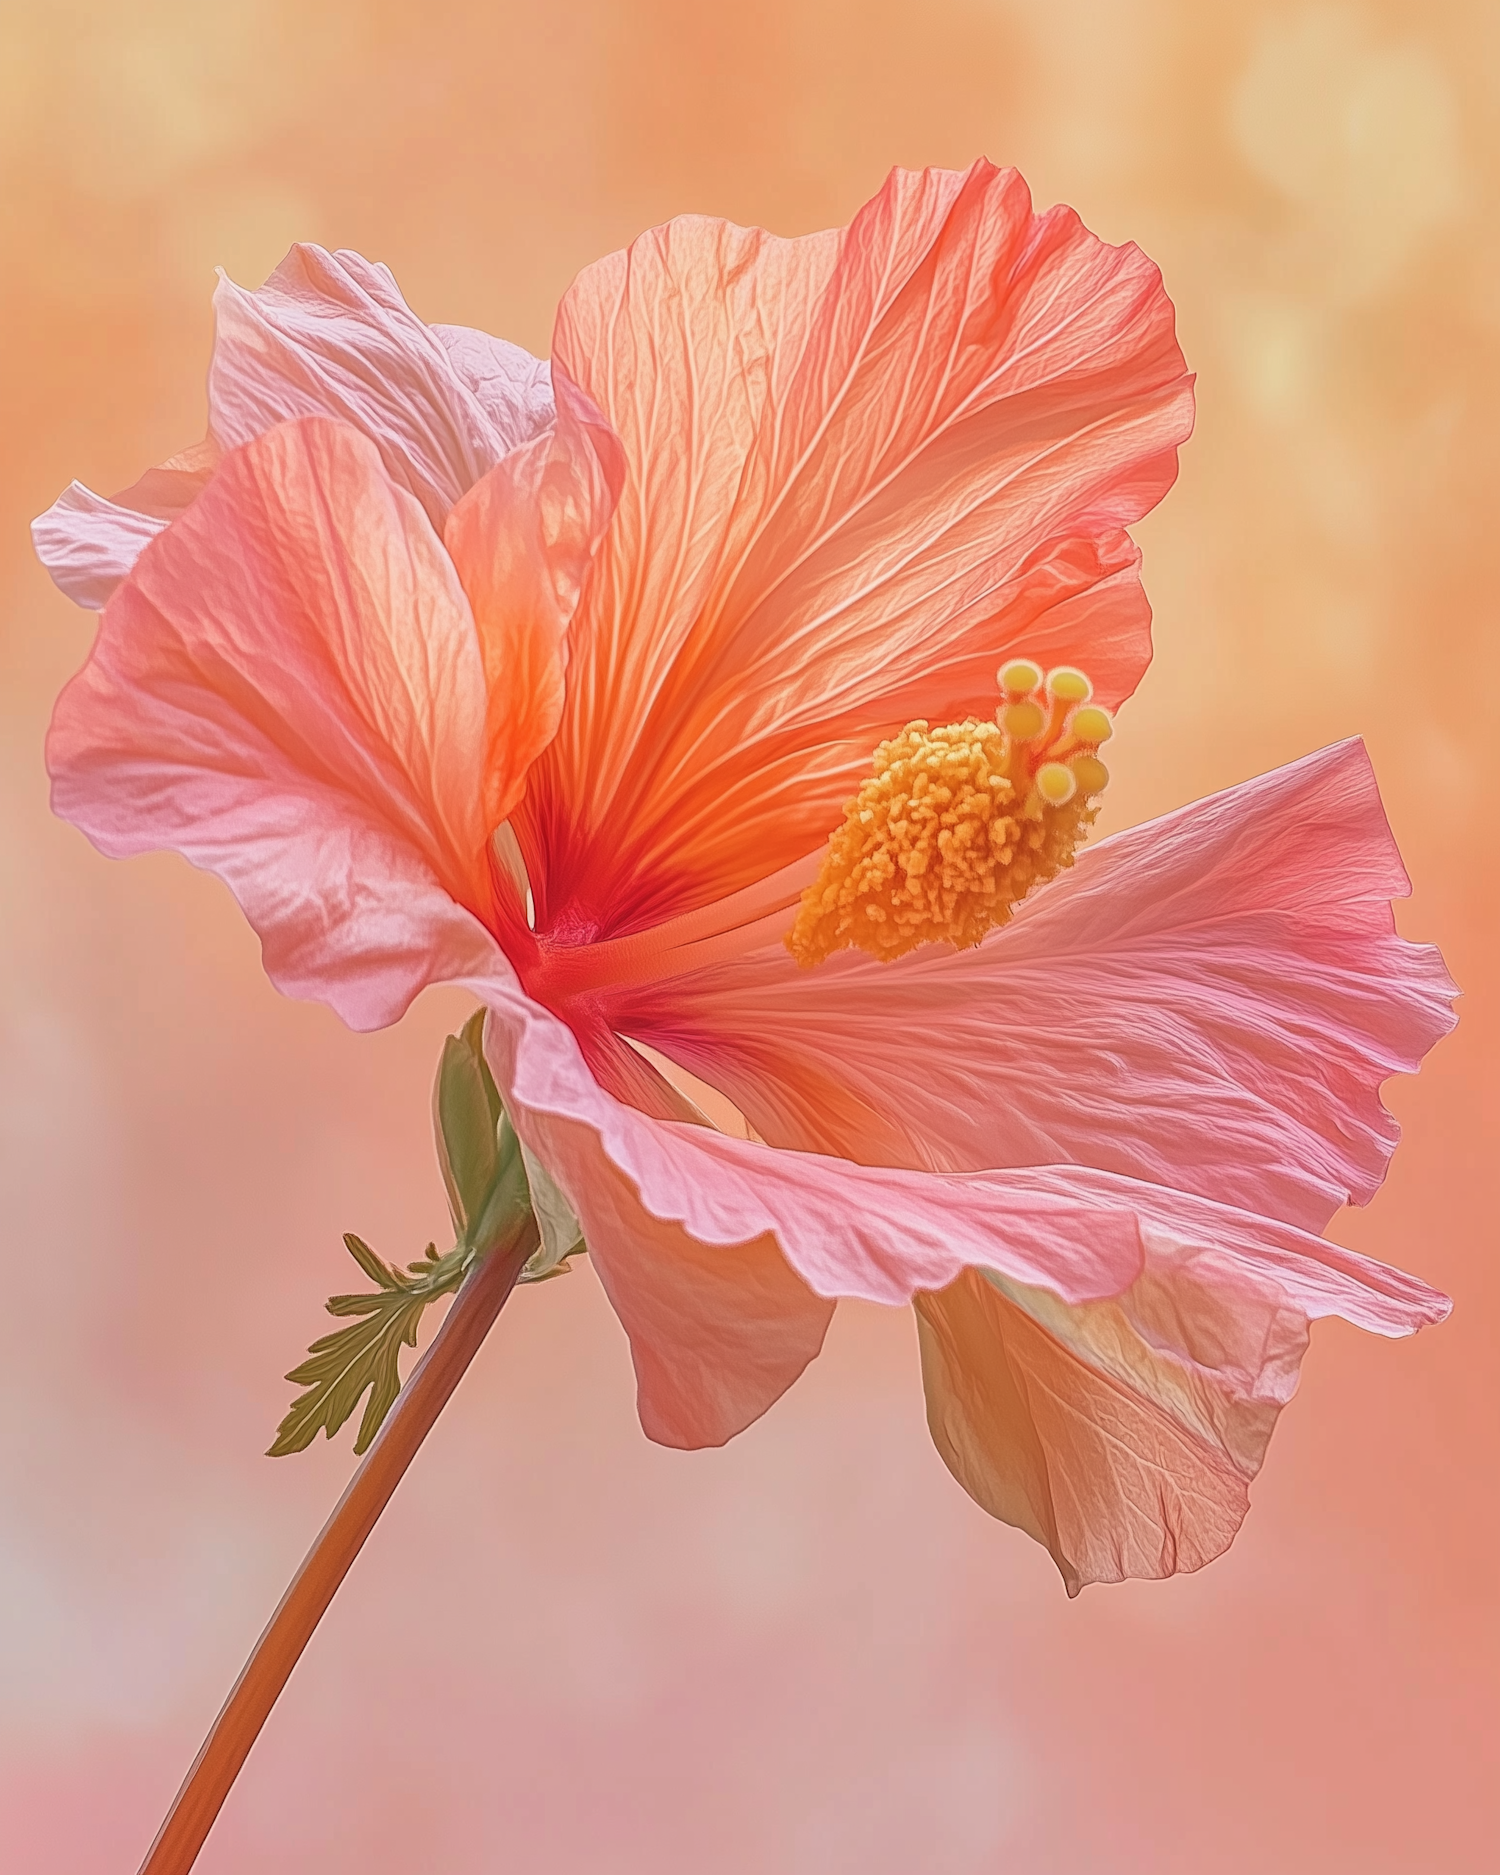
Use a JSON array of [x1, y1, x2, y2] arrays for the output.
[[268, 1236, 474, 1456], [269, 1011, 584, 1459]]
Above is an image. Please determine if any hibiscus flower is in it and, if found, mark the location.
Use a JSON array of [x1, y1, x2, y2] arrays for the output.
[[38, 161, 1453, 1614]]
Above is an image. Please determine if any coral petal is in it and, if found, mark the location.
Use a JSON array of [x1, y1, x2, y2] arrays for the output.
[[445, 373, 624, 829], [47, 416, 496, 1030], [526, 160, 1193, 931]]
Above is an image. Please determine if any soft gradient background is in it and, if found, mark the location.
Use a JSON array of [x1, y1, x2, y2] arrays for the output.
[[2, 3, 1496, 1870]]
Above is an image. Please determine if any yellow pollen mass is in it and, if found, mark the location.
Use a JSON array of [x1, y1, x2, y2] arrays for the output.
[[787, 705, 1104, 968]]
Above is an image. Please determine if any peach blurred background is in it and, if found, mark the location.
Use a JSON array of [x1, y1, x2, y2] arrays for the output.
[[1, 2, 1496, 1870]]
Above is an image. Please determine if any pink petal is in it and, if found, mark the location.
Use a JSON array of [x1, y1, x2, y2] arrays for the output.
[[432, 323, 556, 451], [209, 245, 554, 528], [521, 160, 1192, 933], [966, 1162, 1448, 1338], [482, 982, 1146, 1308], [473, 973, 1442, 1469], [482, 928, 1449, 1552], [48, 416, 497, 1031], [32, 483, 172, 611], [444, 372, 624, 831], [610, 740, 1456, 1235], [31, 442, 220, 610], [477, 976, 1140, 1446], [503, 1052, 837, 1449]]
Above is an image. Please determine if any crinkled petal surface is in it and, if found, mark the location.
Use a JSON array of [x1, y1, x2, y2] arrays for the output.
[[46, 437, 1207, 1459], [608, 741, 1457, 1233], [210, 245, 555, 529], [431, 322, 556, 450], [915, 1259, 1298, 1596], [47, 416, 497, 1029], [518, 159, 1194, 936], [45, 422, 1299, 1506], [585, 738, 1453, 1565], [44, 425, 1453, 1516]]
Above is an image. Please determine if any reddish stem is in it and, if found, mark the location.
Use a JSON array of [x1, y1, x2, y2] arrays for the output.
[[138, 1220, 538, 1875]]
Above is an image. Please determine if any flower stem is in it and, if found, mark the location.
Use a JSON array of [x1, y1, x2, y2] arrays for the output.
[[137, 1217, 539, 1875]]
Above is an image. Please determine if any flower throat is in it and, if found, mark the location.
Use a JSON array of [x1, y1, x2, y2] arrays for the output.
[[787, 659, 1114, 967]]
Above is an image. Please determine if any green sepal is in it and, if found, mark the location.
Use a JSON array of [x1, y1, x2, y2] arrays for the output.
[[432, 1009, 505, 1243], [517, 1143, 586, 1281]]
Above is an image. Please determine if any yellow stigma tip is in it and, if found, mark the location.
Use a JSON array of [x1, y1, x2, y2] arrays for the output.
[[999, 658, 1043, 695], [1070, 754, 1110, 797], [1001, 699, 1047, 741], [1046, 667, 1093, 704], [1069, 704, 1114, 745], [1035, 761, 1078, 806]]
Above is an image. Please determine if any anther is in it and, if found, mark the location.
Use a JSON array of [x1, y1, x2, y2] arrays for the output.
[[999, 658, 1043, 695], [1035, 761, 1078, 806], [1069, 704, 1114, 745], [1046, 667, 1093, 704], [789, 668, 1112, 965]]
